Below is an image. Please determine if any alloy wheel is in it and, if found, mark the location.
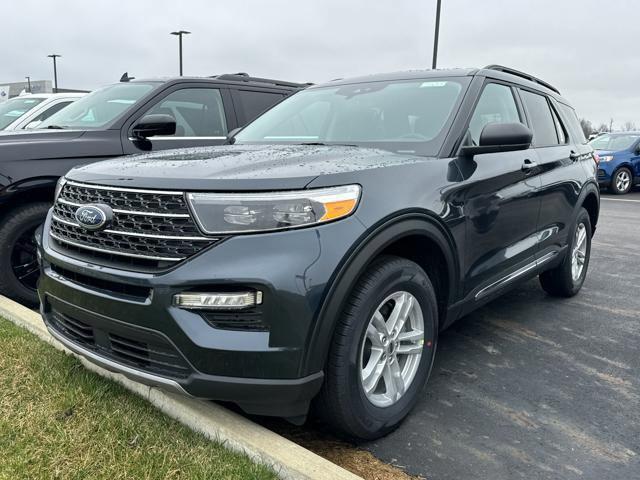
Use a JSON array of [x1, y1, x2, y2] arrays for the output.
[[615, 170, 631, 193], [11, 227, 40, 292], [359, 291, 427, 408], [571, 223, 587, 282]]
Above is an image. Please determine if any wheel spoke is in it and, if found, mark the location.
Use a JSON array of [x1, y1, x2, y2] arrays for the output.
[[366, 324, 383, 347], [396, 343, 423, 355], [397, 329, 424, 343], [371, 311, 389, 337], [362, 349, 385, 394], [392, 294, 414, 338], [385, 293, 406, 334], [384, 360, 405, 400]]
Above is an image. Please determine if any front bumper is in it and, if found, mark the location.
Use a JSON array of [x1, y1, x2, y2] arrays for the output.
[[38, 210, 366, 417]]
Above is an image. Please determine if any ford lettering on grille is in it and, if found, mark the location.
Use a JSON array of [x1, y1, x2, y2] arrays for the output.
[[74, 204, 111, 231]]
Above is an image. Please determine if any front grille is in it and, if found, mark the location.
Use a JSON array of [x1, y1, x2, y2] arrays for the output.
[[50, 181, 222, 270], [49, 310, 191, 379], [200, 310, 268, 331], [50, 264, 151, 300]]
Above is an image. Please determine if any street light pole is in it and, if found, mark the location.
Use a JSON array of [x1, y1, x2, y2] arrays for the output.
[[432, 0, 442, 69], [47, 54, 61, 93], [170, 30, 191, 76], [25, 76, 32, 93]]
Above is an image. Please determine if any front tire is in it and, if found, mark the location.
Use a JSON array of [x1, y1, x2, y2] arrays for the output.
[[539, 208, 592, 297], [316, 255, 438, 441], [0, 202, 50, 306], [610, 167, 633, 195]]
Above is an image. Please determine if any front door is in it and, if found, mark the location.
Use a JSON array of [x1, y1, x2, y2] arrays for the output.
[[456, 82, 542, 301]]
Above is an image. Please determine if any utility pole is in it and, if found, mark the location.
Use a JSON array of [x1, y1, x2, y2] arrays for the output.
[[170, 30, 191, 76], [25, 76, 32, 93], [432, 0, 442, 69], [47, 54, 61, 93]]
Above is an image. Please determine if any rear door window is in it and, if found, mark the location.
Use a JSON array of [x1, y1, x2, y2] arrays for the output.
[[232, 90, 285, 124], [520, 90, 560, 146]]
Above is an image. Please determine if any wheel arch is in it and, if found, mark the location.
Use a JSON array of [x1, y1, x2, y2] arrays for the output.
[[578, 182, 600, 235], [300, 211, 460, 377], [0, 177, 58, 221]]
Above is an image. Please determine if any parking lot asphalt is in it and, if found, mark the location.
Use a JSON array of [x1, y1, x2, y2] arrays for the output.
[[364, 190, 640, 480]]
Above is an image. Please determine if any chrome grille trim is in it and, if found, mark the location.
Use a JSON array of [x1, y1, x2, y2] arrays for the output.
[[58, 198, 191, 218], [51, 214, 211, 241], [50, 232, 184, 262], [65, 180, 184, 195]]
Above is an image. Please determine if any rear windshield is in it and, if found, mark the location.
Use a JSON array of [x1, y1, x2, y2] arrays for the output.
[[38, 82, 160, 130], [0, 97, 45, 129], [589, 134, 639, 151], [235, 78, 470, 156]]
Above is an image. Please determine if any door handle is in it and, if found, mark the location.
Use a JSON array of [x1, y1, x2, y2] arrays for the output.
[[569, 151, 580, 161], [521, 158, 538, 172]]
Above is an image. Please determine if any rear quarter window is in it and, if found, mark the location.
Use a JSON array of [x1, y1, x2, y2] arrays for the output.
[[555, 101, 588, 144], [232, 90, 285, 124]]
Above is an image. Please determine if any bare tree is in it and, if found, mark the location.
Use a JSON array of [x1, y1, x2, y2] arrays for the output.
[[596, 123, 610, 133], [621, 121, 637, 132], [579, 118, 593, 138]]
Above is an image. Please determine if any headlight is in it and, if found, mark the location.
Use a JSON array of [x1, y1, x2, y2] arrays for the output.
[[599, 155, 614, 163], [187, 184, 361, 234], [54, 176, 67, 201]]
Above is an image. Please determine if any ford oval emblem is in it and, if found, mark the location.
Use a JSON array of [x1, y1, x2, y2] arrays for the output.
[[74, 204, 113, 231]]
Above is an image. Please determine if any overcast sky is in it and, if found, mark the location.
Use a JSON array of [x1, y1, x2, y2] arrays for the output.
[[3, 0, 638, 128]]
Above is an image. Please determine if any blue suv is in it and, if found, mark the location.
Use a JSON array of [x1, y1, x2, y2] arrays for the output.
[[590, 132, 640, 194]]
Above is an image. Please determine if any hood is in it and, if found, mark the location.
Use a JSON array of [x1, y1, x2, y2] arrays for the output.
[[67, 144, 428, 191], [0, 129, 122, 162]]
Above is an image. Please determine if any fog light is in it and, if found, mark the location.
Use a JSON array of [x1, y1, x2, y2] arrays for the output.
[[173, 291, 262, 310]]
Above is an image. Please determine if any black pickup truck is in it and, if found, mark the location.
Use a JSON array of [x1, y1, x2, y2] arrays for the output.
[[0, 73, 306, 304]]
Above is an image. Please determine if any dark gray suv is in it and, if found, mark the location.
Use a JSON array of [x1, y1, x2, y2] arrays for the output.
[[37, 66, 599, 440]]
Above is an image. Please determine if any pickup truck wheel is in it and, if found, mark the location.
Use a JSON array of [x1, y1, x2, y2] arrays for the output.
[[539, 208, 591, 297], [316, 255, 438, 441], [0, 202, 50, 306], [610, 167, 632, 195]]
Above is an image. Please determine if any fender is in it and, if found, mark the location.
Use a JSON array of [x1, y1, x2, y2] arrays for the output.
[[300, 211, 460, 377], [575, 180, 600, 234], [0, 176, 59, 210]]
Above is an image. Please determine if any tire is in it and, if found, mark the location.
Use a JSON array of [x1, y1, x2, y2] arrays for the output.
[[315, 255, 438, 441], [0, 202, 50, 306], [539, 208, 591, 298], [610, 167, 633, 195]]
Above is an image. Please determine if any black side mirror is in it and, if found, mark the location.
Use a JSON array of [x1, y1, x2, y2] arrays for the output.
[[461, 123, 533, 157], [132, 114, 176, 139]]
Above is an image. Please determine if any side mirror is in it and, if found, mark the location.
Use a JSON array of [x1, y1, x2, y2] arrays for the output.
[[461, 123, 533, 157], [226, 127, 242, 144], [132, 114, 176, 139]]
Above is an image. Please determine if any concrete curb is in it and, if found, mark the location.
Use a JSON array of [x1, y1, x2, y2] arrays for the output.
[[0, 295, 362, 480]]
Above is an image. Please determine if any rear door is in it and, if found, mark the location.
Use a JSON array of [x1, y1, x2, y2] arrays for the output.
[[457, 81, 543, 301], [518, 90, 588, 261]]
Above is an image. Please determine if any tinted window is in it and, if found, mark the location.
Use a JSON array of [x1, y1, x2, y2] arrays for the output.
[[236, 78, 469, 156], [556, 102, 587, 144], [33, 101, 73, 123], [147, 88, 227, 137], [0, 97, 45, 129], [233, 90, 284, 123], [549, 104, 567, 144], [468, 83, 521, 145], [520, 90, 559, 146]]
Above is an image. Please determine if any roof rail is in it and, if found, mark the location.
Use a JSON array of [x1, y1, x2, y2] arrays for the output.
[[484, 65, 560, 95], [214, 73, 309, 89]]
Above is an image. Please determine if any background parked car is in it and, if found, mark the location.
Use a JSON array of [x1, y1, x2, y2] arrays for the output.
[[0, 74, 307, 306], [590, 132, 640, 194], [0, 93, 85, 131]]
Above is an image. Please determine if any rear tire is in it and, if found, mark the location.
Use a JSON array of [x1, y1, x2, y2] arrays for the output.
[[0, 202, 50, 306], [316, 255, 438, 441], [539, 208, 591, 297], [610, 167, 632, 195]]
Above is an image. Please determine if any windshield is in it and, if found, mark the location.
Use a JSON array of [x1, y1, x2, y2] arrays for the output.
[[590, 133, 640, 151], [38, 82, 159, 130], [0, 97, 45, 129], [235, 78, 469, 156]]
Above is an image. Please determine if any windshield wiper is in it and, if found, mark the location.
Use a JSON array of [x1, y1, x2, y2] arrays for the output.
[[45, 125, 67, 130], [299, 142, 358, 147]]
